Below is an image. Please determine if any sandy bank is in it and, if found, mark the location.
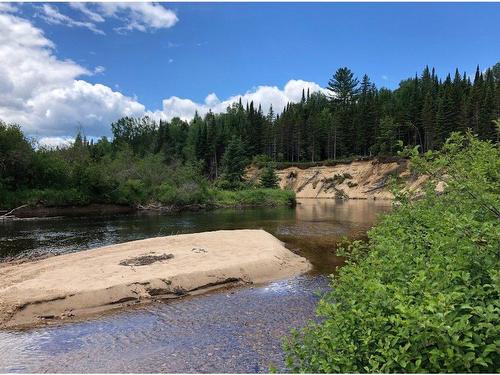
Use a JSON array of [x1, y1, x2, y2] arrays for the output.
[[0, 229, 311, 329], [246, 159, 428, 200]]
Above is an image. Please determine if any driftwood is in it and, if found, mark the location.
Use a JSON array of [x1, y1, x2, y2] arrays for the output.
[[362, 176, 389, 193], [296, 171, 320, 193], [0, 204, 29, 219], [362, 183, 388, 193]]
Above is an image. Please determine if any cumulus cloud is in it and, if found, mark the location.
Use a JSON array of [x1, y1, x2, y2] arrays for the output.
[[0, 12, 145, 137], [38, 136, 74, 149], [149, 80, 328, 122], [0, 10, 326, 140]]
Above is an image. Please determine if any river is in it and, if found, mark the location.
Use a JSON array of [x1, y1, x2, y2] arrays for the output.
[[0, 199, 390, 373]]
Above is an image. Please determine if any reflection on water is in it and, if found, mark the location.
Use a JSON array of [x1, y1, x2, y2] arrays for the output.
[[0, 199, 391, 373], [0, 199, 390, 274]]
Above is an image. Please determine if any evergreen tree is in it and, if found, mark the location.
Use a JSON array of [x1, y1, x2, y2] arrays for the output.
[[221, 136, 247, 186], [260, 164, 279, 188]]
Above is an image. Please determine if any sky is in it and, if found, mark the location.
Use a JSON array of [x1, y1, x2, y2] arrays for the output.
[[0, 2, 499, 146]]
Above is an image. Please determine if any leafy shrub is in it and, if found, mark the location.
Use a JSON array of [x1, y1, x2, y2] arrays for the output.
[[156, 182, 178, 205], [284, 133, 500, 373], [209, 188, 295, 207], [117, 179, 148, 204], [2, 188, 91, 207]]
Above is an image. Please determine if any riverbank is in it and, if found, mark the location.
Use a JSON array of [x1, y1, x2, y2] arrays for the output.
[[246, 158, 427, 200], [284, 134, 499, 373], [0, 188, 296, 219], [0, 229, 311, 329]]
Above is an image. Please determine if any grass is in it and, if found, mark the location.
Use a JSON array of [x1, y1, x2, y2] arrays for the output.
[[208, 187, 296, 207]]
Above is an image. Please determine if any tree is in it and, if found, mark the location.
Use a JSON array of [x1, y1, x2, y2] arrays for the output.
[[327, 67, 360, 156], [221, 136, 247, 187], [260, 164, 279, 188], [376, 116, 398, 155], [327, 67, 360, 107], [356, 74, 378, 155]]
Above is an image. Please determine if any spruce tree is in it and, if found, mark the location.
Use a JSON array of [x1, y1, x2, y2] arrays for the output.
[[221, 136, 247, 187], [260, 164, 279, 188]]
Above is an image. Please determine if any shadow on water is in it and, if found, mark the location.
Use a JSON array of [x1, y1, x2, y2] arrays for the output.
[[0, 199, 391, 373]]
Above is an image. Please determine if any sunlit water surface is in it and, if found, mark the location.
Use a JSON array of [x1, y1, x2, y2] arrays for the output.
[[0, 199, 390, 373]]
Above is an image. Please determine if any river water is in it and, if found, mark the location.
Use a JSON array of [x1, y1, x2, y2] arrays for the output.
[[0, 199, 390, 373]]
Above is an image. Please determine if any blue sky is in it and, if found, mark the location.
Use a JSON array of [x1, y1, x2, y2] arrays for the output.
[[0, 2, 499, 142]]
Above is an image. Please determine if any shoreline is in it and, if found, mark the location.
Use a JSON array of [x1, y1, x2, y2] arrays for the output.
[[0, 200, 293, 220], [0, 195, 393, 221], [0, 229, 311, 329]]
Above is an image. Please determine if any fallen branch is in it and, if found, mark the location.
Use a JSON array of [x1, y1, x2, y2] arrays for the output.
[[362, 182, 388, 193], [0, 204, 29, 218]]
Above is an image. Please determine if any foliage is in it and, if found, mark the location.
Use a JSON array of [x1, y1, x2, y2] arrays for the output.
[[221, 136, 248, 188], [1, 61, 499, 209], [284, 133, 500, 373], [0, 121, 295, 210], [209, 187, 295, 208], [260, 164, 280, 188]]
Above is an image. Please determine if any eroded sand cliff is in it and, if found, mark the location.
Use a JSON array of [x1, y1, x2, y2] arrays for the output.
[[248, 159, 428, 199]]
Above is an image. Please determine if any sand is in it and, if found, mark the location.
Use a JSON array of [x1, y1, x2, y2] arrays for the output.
[[245, 159, 431, 200], [256, 160, 408, 200], [0, 229, 311, 329]]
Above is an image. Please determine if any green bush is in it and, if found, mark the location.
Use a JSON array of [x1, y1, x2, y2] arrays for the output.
[[209, 187, 295, 207], [0, 188, 91, 207], [156, 182, 178, 205], [284, 133, 500, 373], [117, 179, 148, 204]]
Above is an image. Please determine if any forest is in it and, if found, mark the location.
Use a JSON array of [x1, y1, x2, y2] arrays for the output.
[[109, 62, 500, 174], [1, 63, 499, 209]]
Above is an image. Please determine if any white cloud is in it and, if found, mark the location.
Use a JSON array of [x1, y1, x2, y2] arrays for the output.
[[167, 41, 181, 48], [93, 65, 106, 75], [0, 3, 17, 13], [69, 2, 105, 23], [0, 10, 326, 140], [106, 3, 178, 32], [38, 136, 74, 149], [0, 12, 145, 137], [204, 93, 220, 106], [38, 4, 105, 35], [43, 3, 178, 34], [149, 80, 328, 122], [168, 58, 174, 64]]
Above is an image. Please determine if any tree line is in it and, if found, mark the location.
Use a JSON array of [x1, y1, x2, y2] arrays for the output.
[[0, 63, 498, 208], [109, 62, 499, 177]]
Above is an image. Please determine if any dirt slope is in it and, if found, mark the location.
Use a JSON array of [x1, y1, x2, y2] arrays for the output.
[[248, 159, 427, 200]]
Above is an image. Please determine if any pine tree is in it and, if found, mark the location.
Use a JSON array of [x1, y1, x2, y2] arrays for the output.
[[327, 67, 360, 156]]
